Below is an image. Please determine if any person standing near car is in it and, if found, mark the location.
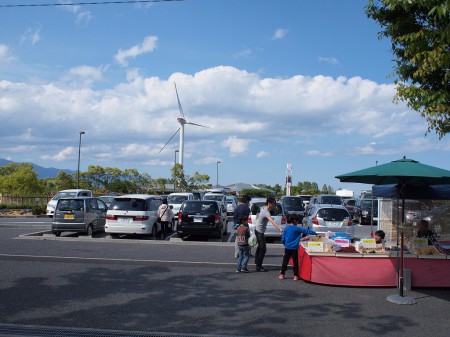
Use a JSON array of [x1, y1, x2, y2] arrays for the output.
[[254, 197, 283, 272], [233, 195, 252, 259], [235, 217, 251, 273], [233, 195, 251, 230], [158, 198, 173, 239]]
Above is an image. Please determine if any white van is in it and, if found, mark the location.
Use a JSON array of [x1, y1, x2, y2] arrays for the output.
[[105, 194, 163, 238], [203, 192, 228, 224], [167, 192, 195, 215], [46, 189, 93, 218]]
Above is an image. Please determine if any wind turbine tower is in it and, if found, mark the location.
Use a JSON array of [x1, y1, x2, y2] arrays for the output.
[[159, 82, 209, 167]]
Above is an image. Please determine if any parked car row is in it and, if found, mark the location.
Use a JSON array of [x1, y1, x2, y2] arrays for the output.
[[51, 194, 166, 238]]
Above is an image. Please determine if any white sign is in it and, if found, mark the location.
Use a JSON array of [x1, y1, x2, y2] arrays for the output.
[[307, 241, 324, 252]]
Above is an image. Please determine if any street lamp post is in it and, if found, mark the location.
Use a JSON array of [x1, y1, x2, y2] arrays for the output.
[[216, 161, 221, 187], [77, 131, 85, 189], [174, 150, 179, 192]]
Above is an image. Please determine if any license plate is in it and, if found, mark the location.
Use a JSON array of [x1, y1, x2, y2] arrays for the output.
[[194, 217, 202, 223], [118, 217, 132, 223], [64, 214, 74, 219], [327, 221, 340, 227]]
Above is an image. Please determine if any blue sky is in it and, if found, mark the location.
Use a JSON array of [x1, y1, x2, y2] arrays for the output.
[[1, 0, 449, 196]]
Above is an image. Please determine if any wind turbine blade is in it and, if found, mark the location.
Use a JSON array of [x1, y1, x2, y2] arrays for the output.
[[186, 121, 210, 128], [159, 126, 181, 153], [174, 82, 185, 118]]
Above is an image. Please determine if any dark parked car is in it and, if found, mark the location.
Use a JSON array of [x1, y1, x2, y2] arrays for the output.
[[353, 198, 378, 225], [279, 196, 305, 220], [343, 198, 356, 217], [177, 200, 227, 240], [52, 197, 108, 236]]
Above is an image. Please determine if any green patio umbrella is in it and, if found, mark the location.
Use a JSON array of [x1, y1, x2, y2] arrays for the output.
[[336, 157, 450, 186], [336, 157, 450, 304]]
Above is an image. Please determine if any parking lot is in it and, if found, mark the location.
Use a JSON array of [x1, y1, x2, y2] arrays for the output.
[[1, 217, 449, 337]]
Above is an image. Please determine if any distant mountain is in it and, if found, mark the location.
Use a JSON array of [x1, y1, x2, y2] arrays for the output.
[[0, 158, 75, 179]]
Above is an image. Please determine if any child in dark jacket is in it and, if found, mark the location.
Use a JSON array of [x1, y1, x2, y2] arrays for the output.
[[235, 217, 250, 273], [279, 214, 317, 280]]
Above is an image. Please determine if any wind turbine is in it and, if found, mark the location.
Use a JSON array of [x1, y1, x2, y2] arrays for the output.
[[159, 82, 209, 167]]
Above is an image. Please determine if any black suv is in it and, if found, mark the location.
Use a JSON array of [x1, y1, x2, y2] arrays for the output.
[[353, 198, 378, 225], [177, 200, 227, 240]]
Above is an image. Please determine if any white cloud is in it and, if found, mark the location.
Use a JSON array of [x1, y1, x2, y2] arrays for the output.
[[41, 147, 75, 161], [273, 28, 288, 40], [221, 136, 250, 156], [256, 151, 269, 158], [0, 65, 430, 171], [64, 65, 104, 84], [21, 25, 41, 45], [115, 36, 158, 67], [318, 56, 339, 66], [60, 1, 93, 26], [0, 44, 16, 62]]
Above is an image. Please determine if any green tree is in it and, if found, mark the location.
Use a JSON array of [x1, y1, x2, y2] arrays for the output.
[[171, 163, 188, 191], [0, 163, 44, 196], [188, 171, 211, 191], [366, 0, 450, 138], [54, 171, 75, 191]]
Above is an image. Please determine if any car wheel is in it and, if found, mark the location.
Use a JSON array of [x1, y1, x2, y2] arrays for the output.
[[53, 231, 61, 237], [86, 225, 93, 237], [109, 233, 118, 238]]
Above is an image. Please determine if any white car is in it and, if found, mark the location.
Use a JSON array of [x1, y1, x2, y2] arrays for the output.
[[46, 189, 92, 218], [226, 196, 237, 216], [247, 198, 286, 238], [105, 194, 163, 238]]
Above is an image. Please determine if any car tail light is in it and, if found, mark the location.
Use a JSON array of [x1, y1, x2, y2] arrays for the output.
[[106, 215, 116, 220], [347, 217, 353, 226], [281, 216, 286, 224], [178, 213, 182, 221], [247, 215, 252, 224], [312, 216, 319, 225], [134, 216, 149, 221], [215, 214, 220, 223]]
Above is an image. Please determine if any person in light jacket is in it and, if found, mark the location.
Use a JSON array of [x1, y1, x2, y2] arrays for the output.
[[158, 199, 174, 238]]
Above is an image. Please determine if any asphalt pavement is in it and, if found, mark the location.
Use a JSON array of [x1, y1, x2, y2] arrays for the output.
[[0, 219, 449, 337]]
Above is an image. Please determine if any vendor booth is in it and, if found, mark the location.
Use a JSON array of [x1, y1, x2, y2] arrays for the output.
[[297, 182, 450, 288]]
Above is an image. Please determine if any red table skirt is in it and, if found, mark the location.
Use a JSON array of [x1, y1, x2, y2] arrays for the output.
[[298, 246, 450, 287]]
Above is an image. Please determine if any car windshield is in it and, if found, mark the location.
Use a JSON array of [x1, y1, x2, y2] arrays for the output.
[[251, 202, 282, 216], [320, 196, 342, 205], [182, 201, 217, 214], [361, 199, 372, 208], [282, 198, 304, 210], [167, 195, 188, 203], [204, 195, 223, 202], [56, 199, 84, 211], [110, 198, 146, 211], [345, 200, 356, 206], [53, 192, 78, 200], [317, 208, 349, 221]]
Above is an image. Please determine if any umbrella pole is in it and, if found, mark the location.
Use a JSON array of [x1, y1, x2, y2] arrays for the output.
[[399, 220, 404, 297]]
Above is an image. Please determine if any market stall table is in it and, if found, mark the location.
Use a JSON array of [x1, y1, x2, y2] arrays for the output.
[[298, 244, 450, 287]]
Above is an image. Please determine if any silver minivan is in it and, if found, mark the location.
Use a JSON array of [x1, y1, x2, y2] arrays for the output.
[[52, 197, 108, 237]]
